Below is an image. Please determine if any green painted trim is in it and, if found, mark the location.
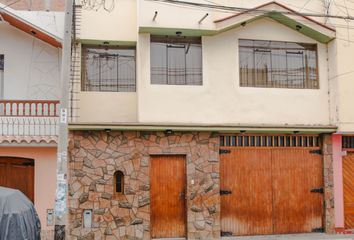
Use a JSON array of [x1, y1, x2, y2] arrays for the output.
[[69, 123, 336, 134], [78, 39, 137, 46], [139, 13, 334, 44], [266, 12, 332, 44]]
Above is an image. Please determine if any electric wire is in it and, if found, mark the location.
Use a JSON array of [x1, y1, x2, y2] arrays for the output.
[[145, 0, 354, 20]]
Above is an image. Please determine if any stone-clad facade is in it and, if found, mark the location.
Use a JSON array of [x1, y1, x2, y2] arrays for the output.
[[68, 131, 220, 240], [68, 131, 335, 239]]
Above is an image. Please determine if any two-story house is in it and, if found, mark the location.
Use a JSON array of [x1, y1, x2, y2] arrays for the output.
[[0, 4, 63, 237], [67, 0, 354, 239]]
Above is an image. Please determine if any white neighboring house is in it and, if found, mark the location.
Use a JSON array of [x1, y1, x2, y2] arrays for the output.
[[0, 4, 63, 236]]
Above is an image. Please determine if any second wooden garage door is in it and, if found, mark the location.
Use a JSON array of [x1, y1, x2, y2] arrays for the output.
[[220, 136, 324, 236], [343, 151, 354, 229]]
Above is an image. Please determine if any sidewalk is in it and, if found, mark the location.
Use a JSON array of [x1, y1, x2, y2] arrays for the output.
[[225, 233, 354, 240]]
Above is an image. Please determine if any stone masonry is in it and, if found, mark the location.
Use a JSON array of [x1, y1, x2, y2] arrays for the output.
[[322, 134, 335, 233], [68, 131, 221, 240]]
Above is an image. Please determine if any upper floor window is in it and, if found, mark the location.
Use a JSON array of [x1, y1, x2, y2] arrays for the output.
[[82, 46, 136, 92], [151, 35, 202, 85], [239, 39, 319, 89]]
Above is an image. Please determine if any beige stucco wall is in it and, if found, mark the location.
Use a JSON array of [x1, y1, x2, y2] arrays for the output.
[[80, 0, 137, 42], [0, 22, 61, 100], [0, 147, 57, 231], [138, 0, 327, 32], [78, 92, 138, 123], [326, 3, 354, 133], [138, 0, 215, 32], [137, 18, 330, 126]]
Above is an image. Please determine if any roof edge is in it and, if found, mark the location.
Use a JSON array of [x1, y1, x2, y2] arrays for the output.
[[214, 1, 335, 32], [0, 8, 62, 48]]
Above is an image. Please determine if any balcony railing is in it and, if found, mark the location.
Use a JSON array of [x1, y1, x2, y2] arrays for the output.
[[0, 100, 59, 137], [0, 100, 59, 117]]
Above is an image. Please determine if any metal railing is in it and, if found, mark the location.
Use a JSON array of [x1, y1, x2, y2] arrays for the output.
[[0, 100, 59, 137]]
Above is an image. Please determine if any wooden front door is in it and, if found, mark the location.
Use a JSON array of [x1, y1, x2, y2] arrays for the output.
[[220, 144, 323, 236], [0, 157, 34, 202], [343, 152, 354, 229], [150, 155, 186, 238]]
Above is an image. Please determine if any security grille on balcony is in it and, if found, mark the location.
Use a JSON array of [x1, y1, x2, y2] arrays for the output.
[[220, 135, 320, 148], [343, 136, 354, 149], [151, 36, 202, 85], [82, 46, 136, 92], [0, 100, 59, 137], [239, 39, 319, 89]]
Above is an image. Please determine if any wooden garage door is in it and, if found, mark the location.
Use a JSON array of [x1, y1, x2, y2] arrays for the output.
[[150, 155, 186, 238], [0, 157, 34, 202], [220, 148, 273, 235], [343, 151, 354, 229], [220, 135, 324, 236]]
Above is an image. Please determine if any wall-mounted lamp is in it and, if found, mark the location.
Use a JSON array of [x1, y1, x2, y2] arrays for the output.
[[240, 130, 246, 134], [153, 11, 158, 21], [104, 128, 112, 133], [165, 129, 174, 135], [198, 13, 209, 24], [176, 31, 182, 37]]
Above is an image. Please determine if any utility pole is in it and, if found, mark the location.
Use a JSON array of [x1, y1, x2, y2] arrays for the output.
[[54, 0, 73, 239]]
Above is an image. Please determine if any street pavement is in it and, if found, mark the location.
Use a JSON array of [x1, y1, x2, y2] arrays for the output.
[[225, 233, 354, 240]]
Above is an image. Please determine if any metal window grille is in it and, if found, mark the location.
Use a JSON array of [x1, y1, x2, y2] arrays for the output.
[[343, 136, 354, 149], [220, 135, 320, 148], [151, 36, 202, 85], [81, 46, 136, 92], [239, 39, 319, 89]]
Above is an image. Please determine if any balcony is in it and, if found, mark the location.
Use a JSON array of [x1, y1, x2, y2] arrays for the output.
[[0, 100, 59, 142]]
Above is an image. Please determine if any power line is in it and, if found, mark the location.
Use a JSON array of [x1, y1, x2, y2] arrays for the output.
[[299, 0, 314, 12], [145, 0, 354, 30], [146, 0, 354, 20]]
